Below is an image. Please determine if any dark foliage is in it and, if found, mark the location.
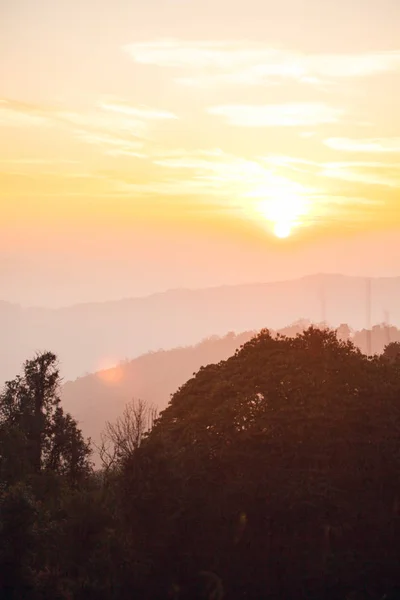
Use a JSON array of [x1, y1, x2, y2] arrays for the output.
[[121, 328, 400, 599], [1, 330, 400, 599]]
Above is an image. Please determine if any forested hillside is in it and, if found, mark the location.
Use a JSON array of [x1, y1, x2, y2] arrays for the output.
[[2, 329, 400, 598], [62, 322, 400, 456], [61, 330, 257, 450]]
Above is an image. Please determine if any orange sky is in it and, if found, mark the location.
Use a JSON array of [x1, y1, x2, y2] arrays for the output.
[[1, 0, 400, 305]]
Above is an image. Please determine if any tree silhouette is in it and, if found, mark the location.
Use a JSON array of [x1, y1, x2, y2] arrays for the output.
[[98, 398, 157, 471], [0, 352, 91, 485], [383, 341, 400, 363], [121, 327, 400, 599]]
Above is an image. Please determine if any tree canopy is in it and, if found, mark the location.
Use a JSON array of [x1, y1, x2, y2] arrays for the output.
[[2, 330, 400, 599], [120, 327, 400, 599], [0, 352, 91, 486]]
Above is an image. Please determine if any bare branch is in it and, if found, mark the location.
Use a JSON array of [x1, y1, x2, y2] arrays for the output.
[[99, 398, 158, 467]]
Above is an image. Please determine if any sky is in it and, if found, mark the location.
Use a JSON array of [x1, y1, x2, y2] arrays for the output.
[[1, 0, 400, 306]]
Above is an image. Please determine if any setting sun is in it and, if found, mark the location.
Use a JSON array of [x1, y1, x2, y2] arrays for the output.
[[253, 187, 309, 238], [273, 221, 292, 238]]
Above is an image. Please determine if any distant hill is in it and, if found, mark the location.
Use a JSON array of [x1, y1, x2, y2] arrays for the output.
[[61, 321, 400, 453], [61, 331, 256, 448], [2, 273, 400, 385]]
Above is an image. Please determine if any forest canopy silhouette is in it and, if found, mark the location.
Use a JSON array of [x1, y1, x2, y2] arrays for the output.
[[61, 320, 400, 460], [1, 327, 400, 599]]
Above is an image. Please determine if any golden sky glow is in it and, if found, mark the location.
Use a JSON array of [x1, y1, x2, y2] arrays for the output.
[[1, 0, 400, 304]]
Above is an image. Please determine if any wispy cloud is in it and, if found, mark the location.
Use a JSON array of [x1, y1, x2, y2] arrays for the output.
[[325, 137, 400, 153], [134, 150, 313, 202], [0, 97, 175, 157], [124, 40, 400, 87], [55, 109, 147, 137], [259, 155, 319, 176], [0, 99, 50, 127], [99, 99, 178, 120], [259, 153, 400, 189], [299, 193, 385, 227], [124, 40, 256, 69], [321, 161, 400, 188], [0, 169, 115, 198], [149, 149, 389, 230], [207, 103, 343, 127], [0, 158, 79, 165], [73, 130, 146, 157], [136, 150, 316, 235], [151, 151, 400, 208]]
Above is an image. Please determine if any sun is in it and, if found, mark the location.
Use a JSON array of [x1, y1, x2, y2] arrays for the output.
[[273, 221, 292, 239], [255, 193, 306, 239], [243, 171, 311, 239]]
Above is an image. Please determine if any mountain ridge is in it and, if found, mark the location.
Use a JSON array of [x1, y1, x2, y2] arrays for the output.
[[2, 273, 400, 386], [2, 272, 399, 311]]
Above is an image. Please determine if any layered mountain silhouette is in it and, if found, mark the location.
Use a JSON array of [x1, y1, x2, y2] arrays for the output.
[[61, 331, 256, 449], [2, 273, 400, 386], [61, 321, 400, 455]]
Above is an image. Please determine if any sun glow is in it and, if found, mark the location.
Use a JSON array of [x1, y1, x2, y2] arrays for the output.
[[243, 170, 310, 239], [255, 189, 309, 238], [273, 221, 292, 238]]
